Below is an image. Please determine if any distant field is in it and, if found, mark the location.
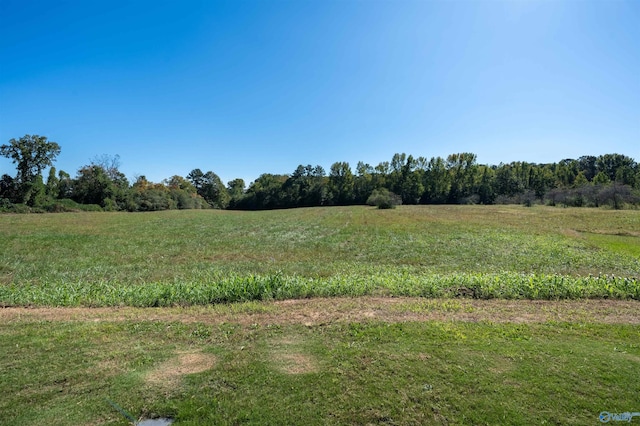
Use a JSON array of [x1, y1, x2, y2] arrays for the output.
[[1, 205, 639, 306]]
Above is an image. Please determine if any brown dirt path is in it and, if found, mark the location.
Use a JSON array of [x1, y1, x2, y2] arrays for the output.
[[1, 297, 639, 325]]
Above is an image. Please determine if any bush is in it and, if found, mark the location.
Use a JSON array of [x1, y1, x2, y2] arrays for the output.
[[0, 203, 31, 213], [44, 199, 103, 212], [366, 188, 402, 209], [0, 198, 14, 212]]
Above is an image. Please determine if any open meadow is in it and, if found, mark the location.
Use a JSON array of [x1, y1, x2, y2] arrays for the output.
[[1, 205, 639, 305], [1, 205, 639, 425]]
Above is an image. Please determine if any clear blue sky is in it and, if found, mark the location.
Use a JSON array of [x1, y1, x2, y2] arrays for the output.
[[1, 0, 638, 185]]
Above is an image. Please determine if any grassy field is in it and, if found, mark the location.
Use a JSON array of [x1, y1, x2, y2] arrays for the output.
[[1, 205, 639, 306], [1, 205, 639, 425], [1, 299, 639, 425]]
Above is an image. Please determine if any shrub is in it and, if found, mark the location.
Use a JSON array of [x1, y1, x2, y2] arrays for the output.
[[0, 203, 31, 213], [366, 188, 402, 209], [43, 199, 103, 212], [0, 198, 14, 212]]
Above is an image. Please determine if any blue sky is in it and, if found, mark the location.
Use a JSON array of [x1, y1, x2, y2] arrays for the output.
[[1, 0, 638, 185]]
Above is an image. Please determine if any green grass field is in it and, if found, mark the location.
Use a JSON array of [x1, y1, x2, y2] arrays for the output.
[[1, 205, 639, 306], [1, 205, 639, 425]]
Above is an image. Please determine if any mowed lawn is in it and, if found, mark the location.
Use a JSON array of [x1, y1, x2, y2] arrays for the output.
[[0, 299, 639, 426], [0, 206, 639, 425]]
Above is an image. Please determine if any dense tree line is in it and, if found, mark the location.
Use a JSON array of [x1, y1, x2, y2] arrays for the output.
[[1, 135, 639, 212]]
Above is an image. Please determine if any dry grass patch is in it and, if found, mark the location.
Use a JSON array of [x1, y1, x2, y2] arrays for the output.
[[145, 350, 216, 388], [1, 298, 640, 326], [268, 335, 318, 375]]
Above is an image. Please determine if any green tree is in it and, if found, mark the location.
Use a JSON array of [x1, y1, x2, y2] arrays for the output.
[[26, 175, 47, 208], [236, 174, 288, 210], [573, 171, 589, 188], [475, 166, 496, 204], [282, 165, 326, 208], [71, 156, 129, 209], [555, 159, 579, 187], [129, 176, 175, 211], [578, 155, 598, 181], [529, 165, 555, 198], [388, 153, 407, 194], [226, 178, 246, 208], [399, 167, 424, 205], [354, 162, 375, 204], [0, 134, 61, 203], [227, 178, 245, 198], [164, 175, 205, 209], [596, 154, 636, 183], [57, 170, 73, 199], [164, 175, 197, 193], [422, 156, 449, 204], [188, 169, 230, 209], [447, 153, 478, 203], [593, 171, 611, 186], [187, 168, 206, 191], [615, 165, 636, 187], [0, 174, 17, 202], [72, 165, 116, 207], [494, 163, 524, 197], [328, 162, 355, 205], [46, 167, 59, 199], [387, 154, 424, 204]]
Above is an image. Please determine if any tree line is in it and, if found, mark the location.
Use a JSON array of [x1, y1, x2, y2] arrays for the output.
[[1, 134, 639, 213]]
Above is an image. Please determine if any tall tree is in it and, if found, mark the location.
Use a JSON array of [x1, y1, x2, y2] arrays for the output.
[[596, 154, 636, 184], [163, 175, 204, 209], [188, 169, 229, 209], [578, 156, 598, 181], [282, 165, 326, 208], [238, 173, 288, 210], [0, 135, 61, 203], [422, 156, 449, 204], [354, 161, 375, 204], [45, 167, 59, 199], [72, 165, 117, 207], [447, 153, 477, 203], [227, 178, 246, 208], [0, 174, 17, 202], [475, 166, 496, 204], [494, 163, 523, 197], [328, 162, 355, 205], [57, 170, 73, 199], [555, 159, 579, 187]]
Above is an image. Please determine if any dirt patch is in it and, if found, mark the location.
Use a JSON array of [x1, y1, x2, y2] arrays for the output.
[[274, 352, 317, 374], [618, 353, 640, 364], [145, 350, 216, 387], [1, 298, 639, 326], [91, 357, 127, 379], [561, 229, 583, 239], [269, 335, 318, 374], [487, 356, 515, 375], [582, 229, 640, 237]]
